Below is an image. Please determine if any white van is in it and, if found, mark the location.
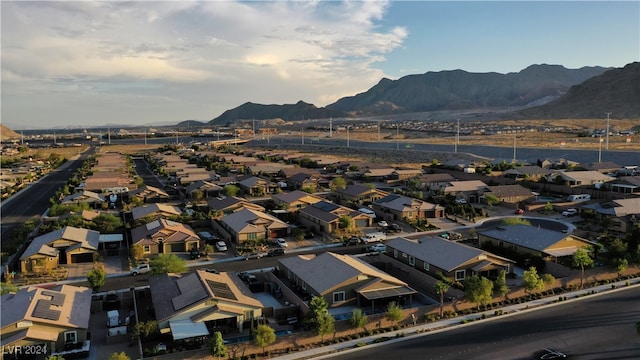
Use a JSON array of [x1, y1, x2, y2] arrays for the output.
[[566, 194, 591, 202]]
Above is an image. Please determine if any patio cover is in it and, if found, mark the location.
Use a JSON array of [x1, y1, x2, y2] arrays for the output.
[[169, 319, 209, 341], [359, 286, 416, 301]]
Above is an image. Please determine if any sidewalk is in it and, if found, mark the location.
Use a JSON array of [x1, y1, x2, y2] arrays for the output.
[[273, 278, 640, 360]]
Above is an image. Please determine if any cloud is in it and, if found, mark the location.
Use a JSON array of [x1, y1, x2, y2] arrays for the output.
[[1, 0, 407, 127]]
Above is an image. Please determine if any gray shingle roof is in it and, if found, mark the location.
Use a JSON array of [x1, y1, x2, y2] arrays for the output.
[[478, 224, 568, 252]]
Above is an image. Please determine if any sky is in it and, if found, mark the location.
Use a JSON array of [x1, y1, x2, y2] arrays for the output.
[[2, 1, 639, 130]]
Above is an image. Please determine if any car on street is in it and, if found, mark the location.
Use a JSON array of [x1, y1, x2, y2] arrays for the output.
[[267, 248, 285, 257], [130, 263, 151, 276], [190, 248, 201, 259], [388, 223, 402, 232], [244, 252, 264, 260], [367, 244, 387, 253], [343, 236, 360, 246], [377, 221, 389, 228], [515, 208, 524, 215], [215, 241, 228, 252], [531, 349, 567, 359], [562, 208, 578, 217]]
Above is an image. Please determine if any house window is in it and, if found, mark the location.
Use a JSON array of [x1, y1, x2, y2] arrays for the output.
[[333, 291, 345, 304], [247, 233, 257, 240], [143, 245, 151, 253], [393, 249, 398, 258], [408, 256, 415, 266], [423, 262, 430, 271], [402, 252, 407, 258], [455, 270, 466, 281], [64, 331, 77, 344], [302, 282, 306, 290]]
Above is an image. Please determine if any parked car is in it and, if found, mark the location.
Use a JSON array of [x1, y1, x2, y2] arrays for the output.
[[267, 248, 285, 257], [130, 263, 151, 276], [388, 223, 402, 232], [377, 221, 389, 228], [360, 232, 386, 244], [531, 349, 567, 359], [215, 241, 228, 252], [515, 208, 524, 215], [343, 236, 360, 246], [244, 252, 264, 260], [367, 244, 387, 253], [197, 231, 219, 244], [275, 238, 288, 248], [190, 248, 201, 260], [562, 208, 578, 217]]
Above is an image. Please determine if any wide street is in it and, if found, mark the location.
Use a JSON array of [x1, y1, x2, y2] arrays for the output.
[[331, 285, 640, 360]]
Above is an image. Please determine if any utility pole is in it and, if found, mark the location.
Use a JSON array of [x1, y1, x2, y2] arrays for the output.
[[598, 138, 603, 162], [455, 119, 460, 153], [329, 118, 332, 137], [396, 123, 399, 150], [605, 112, 611, 150], [347, 125, 350, 148], [301, 127, 304, 145], [378, 121, 381, 141], [513, 133, 517, 163]]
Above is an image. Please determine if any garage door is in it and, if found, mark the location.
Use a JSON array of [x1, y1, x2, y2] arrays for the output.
[[170, 243, 185, 253], [71, 253, 94, 263], [355, 219, 369, 228]]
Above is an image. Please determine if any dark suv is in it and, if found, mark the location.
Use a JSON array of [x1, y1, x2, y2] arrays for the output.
[[267, 248, 285, 257], [343, 236, 360, 246]]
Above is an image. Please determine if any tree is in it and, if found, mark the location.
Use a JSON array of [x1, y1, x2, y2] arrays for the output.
[[543, 202, 554, 213], [337, 215, 353, 231], [210, 331, 227, 359], [92, 213, 123, 233], [150, 254, 187, 274], [385, 301, 403, 324], [1, 282, 19, 295], [464, 275, 494, 310], [107, 352, 131, 360], [330, 177, 347, 191], [130, 244, 144, 261], [435, 280, 450, 317], [350, 308, 368, 334], [541, 273, 556, 293], [306, 296, 334, 342], [522, 266, 545, 295], [493, 269, 509, 299], [86, 265, 107, 291], [484, 193, 500, 207], [222, 184, 240, 197], [572, 248, 594, 289], [132, 321, 159, 340], [615, 258, 629, 277], [254, 324, 276, 355]]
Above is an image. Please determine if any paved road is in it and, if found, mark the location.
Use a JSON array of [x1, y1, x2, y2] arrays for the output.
[[329, 285, 640, 360], [1, 147, 96, 272]]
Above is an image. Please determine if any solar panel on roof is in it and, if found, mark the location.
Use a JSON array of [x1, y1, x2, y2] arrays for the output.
[[172, 274, 208, 310], [206, 280, 238, 301], [32, 300, 61, 321], [41, 290, 66, 306]]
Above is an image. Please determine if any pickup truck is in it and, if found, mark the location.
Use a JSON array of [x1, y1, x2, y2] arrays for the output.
[[360, 232, 386, 244], [130, 263, 151, 276]]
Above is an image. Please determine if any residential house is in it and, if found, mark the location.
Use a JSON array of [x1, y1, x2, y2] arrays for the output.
[[278, 252, 416, 309], [502, 166, 554, 181], [478, 224, 594, 260], [237, 176, 278, 197], [287, 171, 323, 191], [130, 203, 183, 222], [20, 227, 99, 272], [335, 184, 389, 205], [581, 161, 622, 174], [60, 190, 106, 208], [130, 218, 200, 256], [298, 201, 373, 233], [550, 171, 615, 187], [362, 167, 396, 182], [385, 237, 514, 282], [436, 180, 489, 203], [127, 184, 171, 203], [391, 168, 423, 181], [83, 171, 131, 193], [271, 190, 324, 213], [148, 270, 263, 341], [219, 208, 289, 244], [1, 285, 92, 358], [372, 194, 445, 222], [206, 196, 265, 216], [581, 198, 640, 233], [246, 162, 295, 176], [485, 185, 534, 204], [413, 173, 457, 190], [607, 176, 640, 194], [185, 180, 223, 199]]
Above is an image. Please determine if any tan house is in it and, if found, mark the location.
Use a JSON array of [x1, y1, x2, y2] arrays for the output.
[[237, 176, 278, 197], [272, 190, 324, 213], [335, 184, 389, 205], [128, 184, 170, 203], [550, 170, 615, 187], [478, 224, 594, 260], [385, 237, 514, 282], [1, 285, 92, 358], [149, 270, 263, 341], [130, 203, 183, 222], [298, 201, 373, 233], [582, 198, 640, 233], [206, 196, 265, 216], [278, 252, 416, 310], [219, 208, 289, 244], [372, 194, 445, 222], [60, 190, 106, 208], [436, 180, 489, 203], [130, 219, 200, 256], [485, 185, 534, 204], [20, 227, 99, 273], [185, 180, 223, 199]]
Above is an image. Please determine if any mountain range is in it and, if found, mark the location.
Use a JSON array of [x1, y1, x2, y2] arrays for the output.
[[194, 62, 639, 127]]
